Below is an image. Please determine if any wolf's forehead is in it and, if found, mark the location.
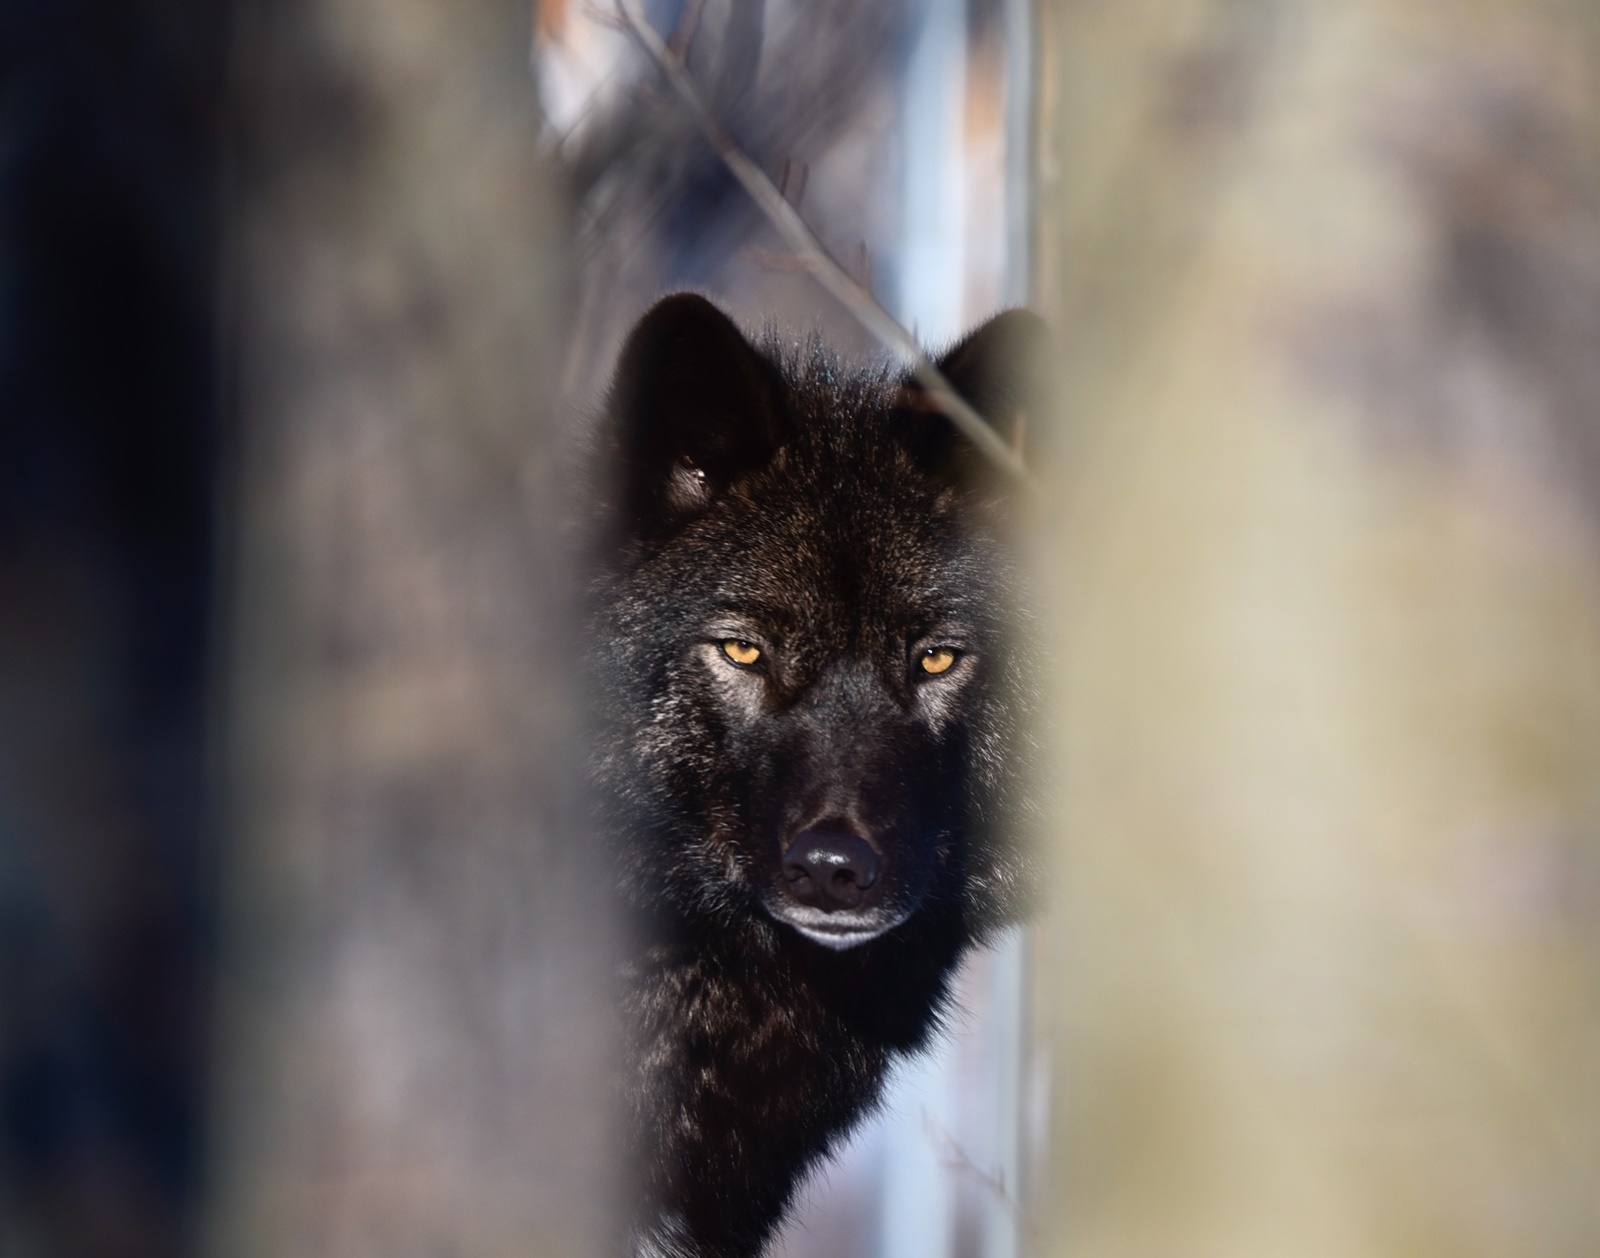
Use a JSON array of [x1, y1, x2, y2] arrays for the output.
[[710, 505, 964, 630]]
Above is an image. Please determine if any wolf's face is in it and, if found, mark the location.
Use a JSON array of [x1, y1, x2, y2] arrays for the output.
[[593, 295, 1042, 951], [657, 464, 1001, 950]]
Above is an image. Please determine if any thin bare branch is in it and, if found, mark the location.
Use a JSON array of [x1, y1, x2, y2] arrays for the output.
[[778, 158, 809, 209], [615, 0, 1037, 489], [581, 0, 629, 31], [920, 1111, 1041, 1250], [744, 247, 812, 273], [667, 0, 709, 57]]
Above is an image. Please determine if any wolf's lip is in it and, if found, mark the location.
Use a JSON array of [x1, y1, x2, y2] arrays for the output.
[[767, 902, 911, 950], [786, 921, 888, 951]]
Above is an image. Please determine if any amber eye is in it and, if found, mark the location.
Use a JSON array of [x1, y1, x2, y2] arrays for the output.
[[721, 640, 762, 667], [919, 647, 958, 676]]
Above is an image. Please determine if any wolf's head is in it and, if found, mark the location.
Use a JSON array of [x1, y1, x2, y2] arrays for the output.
[[591, 294, 1044, 953]]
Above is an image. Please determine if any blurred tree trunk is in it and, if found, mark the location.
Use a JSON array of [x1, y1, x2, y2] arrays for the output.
[[209, 3, 617, 1257], [1036, 2, 1600, 1255]]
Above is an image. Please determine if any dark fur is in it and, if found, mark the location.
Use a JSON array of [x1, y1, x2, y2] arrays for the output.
[[588, 295, 1043, 1258]]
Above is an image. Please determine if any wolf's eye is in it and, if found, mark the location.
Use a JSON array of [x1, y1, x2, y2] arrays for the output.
[[721, 640, 763, 667], [919, 647, 958, 676]]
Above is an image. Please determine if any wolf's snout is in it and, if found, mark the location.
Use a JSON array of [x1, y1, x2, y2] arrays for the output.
[[782, 830, 883, 912]]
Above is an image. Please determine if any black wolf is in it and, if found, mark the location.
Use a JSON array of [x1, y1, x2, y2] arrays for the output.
[[588, 294, 1043, 1258]]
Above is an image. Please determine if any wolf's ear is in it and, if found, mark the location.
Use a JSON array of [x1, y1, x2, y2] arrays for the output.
[[895, 309, 1052, 493], [607, 293, 789, 538]]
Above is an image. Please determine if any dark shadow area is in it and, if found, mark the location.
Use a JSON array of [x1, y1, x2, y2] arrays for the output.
[[0, 2, 230, 1254]]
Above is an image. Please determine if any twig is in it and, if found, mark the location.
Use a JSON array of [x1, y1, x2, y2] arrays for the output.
[[667, 0, 709, 57], [921, 1111, 1041, 1249], [744, 247, 812, 274], [581, 0, 629, 31], [615, 0, 1036, 489], [778, 158, 808, 209]]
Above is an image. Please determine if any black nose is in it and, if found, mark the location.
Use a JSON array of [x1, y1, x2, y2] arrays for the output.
[[782, 830, 884, 912]]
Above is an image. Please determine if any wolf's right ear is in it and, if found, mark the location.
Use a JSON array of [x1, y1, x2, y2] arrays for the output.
[[606, 294, 789, 539], [894, 309, 1053, 499]]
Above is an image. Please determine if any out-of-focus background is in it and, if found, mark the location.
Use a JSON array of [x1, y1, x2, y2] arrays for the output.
[[6, 1, 1600, 1256]]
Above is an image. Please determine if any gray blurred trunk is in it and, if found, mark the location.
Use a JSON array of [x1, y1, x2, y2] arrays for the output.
[[1035, 3, 1600, 1255], [209, 3, 618, 1256]]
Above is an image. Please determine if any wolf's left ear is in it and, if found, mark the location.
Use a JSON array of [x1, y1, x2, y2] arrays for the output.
[[606, 293, 790, 539], [896, 309, 1053, 493]]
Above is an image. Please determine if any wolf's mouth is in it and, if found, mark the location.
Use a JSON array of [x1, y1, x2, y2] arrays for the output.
[[766, 904, 912, 950], [788, 922, 886, 950]]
